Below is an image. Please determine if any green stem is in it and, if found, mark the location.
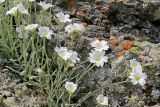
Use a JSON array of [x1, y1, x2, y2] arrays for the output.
[[68, 94, 71, 106], [76, 64, 95, 83], [5, 66, 20, 74], [68, 60, 88, 80]]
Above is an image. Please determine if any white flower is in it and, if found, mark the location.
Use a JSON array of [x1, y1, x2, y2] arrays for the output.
[[65, 23, 85, 34], [6, 3, 28, 15], [38, 26, 53, 40], [0, 0, 5, 3], [25, 24, 38, 31], [91, 39, 109, 52], [55, 12, 72, 23], [129, 70, 147, 86], [130, 59, 142, 72], [16, 25, 29, 39], [38, 1, 53, 11], [69, 50, 80, 66], [6, 6, 18, 15], [88, 50, 108, 67], [29, 0, 35, 1], [96, 94, 108, 106], [17, 3, 28, 14], [34, 67, 43, 73], [54, 47, 71, 60], [65, 81, 77, 93]]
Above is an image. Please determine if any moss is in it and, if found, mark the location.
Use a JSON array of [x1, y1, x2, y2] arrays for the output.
[[129, 47, 139, 54], [133, 41, 141, 47], [143, 62, 154, 68]]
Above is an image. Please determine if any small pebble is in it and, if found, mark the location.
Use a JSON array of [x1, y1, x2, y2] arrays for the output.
[[2, 90, 11, 97]]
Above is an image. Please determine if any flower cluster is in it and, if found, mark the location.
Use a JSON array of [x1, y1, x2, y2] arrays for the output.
[[55, 12, 72, 23], [55, 12, 85, 40], [87, 41, 109, 105], [4, 0, 112, 106], [16, 24, 53, 40], [54, 12, 84, 65], [38, 26, 53, 40], [6, 1, 53, 16], [25, 24, 38, 31], [65, 23, 85, 34], [38, 1, 53, 11], [129, 59, 147, 87], [6, 3, 28, 16], [54, 47, 80, 66], [88, 39, 109, 67], [54, 12, 84, 97]]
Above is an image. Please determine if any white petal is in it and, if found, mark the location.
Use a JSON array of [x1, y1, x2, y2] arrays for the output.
[[139, 79, 146, 86], [96, 94, 108, 105], [65, 82, 77, 93], [0, 0, 5, 3]]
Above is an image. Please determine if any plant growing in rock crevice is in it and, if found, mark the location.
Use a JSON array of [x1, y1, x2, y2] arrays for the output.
[[1, 0, 158, 107]]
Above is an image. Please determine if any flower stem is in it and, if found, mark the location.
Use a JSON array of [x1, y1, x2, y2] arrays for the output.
[[68, 94, 71, 105], [76, 64, 95, 83]]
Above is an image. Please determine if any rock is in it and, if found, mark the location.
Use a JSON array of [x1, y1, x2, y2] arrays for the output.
[[141, 41, 152, 55], [2, 90, 12, 97], [141, 41, 151, 47], [151, 89, 160, 99], [154, 59, 160, 69], [0, 70, 45, 107], [124, 50, 133, 59], [107, 1, 160, 43], [144, 104, 160, 107], [3, 97, 16, 106], [139, 55, 152, 62], [0, 57, 8, 66], [149, 47, 160, 60], [150, 43, 159, 48]]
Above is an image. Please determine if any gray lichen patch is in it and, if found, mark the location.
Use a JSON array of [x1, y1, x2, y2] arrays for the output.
[[0, 69, 45, 107]]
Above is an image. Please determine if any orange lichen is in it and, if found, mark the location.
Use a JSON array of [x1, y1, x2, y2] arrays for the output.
[[117, 50, 125, 57], [76, 11, 85, 17], [121, 40, 132, 50], [100, 6, 109, 13], [67, 0, 74, 11], [109, 37, 119, 46]]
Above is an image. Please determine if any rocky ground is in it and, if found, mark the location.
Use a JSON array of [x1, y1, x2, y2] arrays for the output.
[[0, 65, 45, 107], [0, 0, 160, 107]]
